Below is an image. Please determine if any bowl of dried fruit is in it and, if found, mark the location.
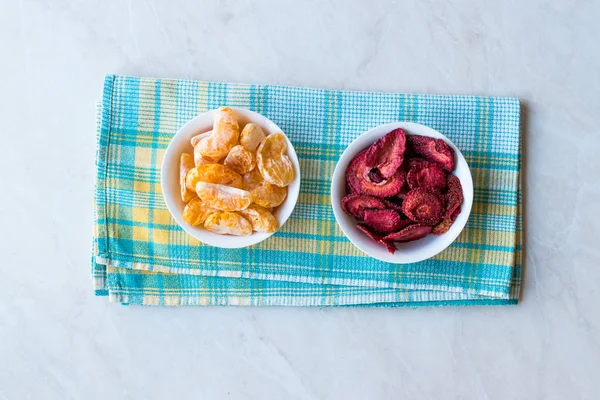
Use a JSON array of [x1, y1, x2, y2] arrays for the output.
[[331, 122, 473, 264], [161, 107, 300, 248]]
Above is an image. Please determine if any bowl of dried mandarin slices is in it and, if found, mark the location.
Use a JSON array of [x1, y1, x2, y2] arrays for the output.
[[331, 122, 473, 264], [161, 107, 300, 248]]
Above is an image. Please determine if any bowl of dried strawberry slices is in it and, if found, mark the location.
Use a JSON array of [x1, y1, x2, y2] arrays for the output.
[[331, 122, 473, 263]]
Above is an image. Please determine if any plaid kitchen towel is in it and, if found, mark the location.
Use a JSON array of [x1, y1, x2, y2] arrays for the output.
[[92, 74, 522, 306]]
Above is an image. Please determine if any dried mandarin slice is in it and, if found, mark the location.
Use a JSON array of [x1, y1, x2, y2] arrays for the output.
[[204, 211, 252, 236], [187, 164, 243, 189], [197, 107, 240, 158], [250, 183, 287, 208], [182, 197, 216, 226], [243, 169, 264, 191], [195, 182, 251, 211], [194, 144, 221, 167], [190, 131, 212, 147], [180, 153, 196, 203], [256, 132, 295, 187], [240, 123, 266, 152], [202, 164, 242, 188], [224, 145, 255, 175], [238, 204, 279, 233]]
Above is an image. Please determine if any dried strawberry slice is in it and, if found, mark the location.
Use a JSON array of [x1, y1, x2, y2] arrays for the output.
[[368, 169, 385, 183], [395, 185, 411, 201], [381, 240, 397, 254], [444, 174, 463, 218], [346, 150, 404, 197], [384, 224, 433, 242], [408, 157, 430, 170], [341, 194, 388, 220], [383, 198, 404, 212], [363, 209, 407, 233], [407, 162, 447, 192], [403, 145, 417, 159], [432, 206, 461, 235], [364, 129, 406, 179], [407, 135, 455, 171], [402, 188, 444, 226], [356, 223, 383, 241], [356, 224, 396, 254]]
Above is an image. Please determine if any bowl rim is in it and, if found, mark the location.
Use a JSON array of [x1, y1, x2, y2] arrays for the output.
[[330, 122, 474, 264], [160, 107, 301, 248]]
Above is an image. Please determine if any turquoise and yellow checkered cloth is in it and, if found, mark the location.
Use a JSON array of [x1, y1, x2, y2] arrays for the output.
[[92, 74, 522, 307]]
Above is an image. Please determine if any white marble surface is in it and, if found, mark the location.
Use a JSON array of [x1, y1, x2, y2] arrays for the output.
[[1, 0, 599, 398]]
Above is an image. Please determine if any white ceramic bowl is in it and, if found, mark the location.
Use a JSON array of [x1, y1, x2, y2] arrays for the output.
[[331, 122, 473, 264], [161, 108, 301, 248]]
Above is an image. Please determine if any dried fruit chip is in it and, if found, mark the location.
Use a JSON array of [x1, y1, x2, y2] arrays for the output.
[[341, 194, 388, 220], [395, 186, 410, 201], [356, 223, 383, 241], [240, 123, 266, 152], [238, 204, 279, 233], [194, 144, 221, 167], [368, 169, 385, 183], [450, 205, 461, 220], [444, 174, 464, 219], [432, 206, 461, 235], [204, 211, 252, 236], [408, 157, 430, 170], [345, 151, 404, 197], [180, 153, 196, 203], [182, 197, 216, 226], [243, 168, 265, 191], [346, 181, 356, 194], [224, 145, 256, 175], [195, 182, 251, 211], [365, 128, 406, 178], [190, 131, 212, 147], [407, 135, 455, 171], [402, 188, 444, 226], [197, 107, 240, 158], [407, 162, 447, 192], [431, 219, 451, 236], [384, 224, 433, 242], [186, 164, 243, 190], [403, 145, 417, 159], [382, 240, 398, 254], [383, 198, 404, 213], [251, 183, 287, 208], [356, 224, 396, 254], [363, 209, 407, 233], [257, 132, 295, 187]]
